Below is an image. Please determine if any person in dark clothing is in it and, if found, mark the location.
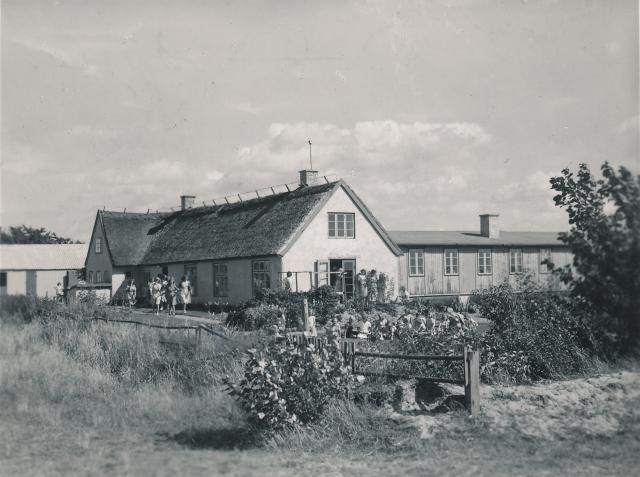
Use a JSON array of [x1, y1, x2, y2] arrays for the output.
[[345, 317, 357, 338]]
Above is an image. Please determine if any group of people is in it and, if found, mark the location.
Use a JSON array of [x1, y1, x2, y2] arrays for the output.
[[282, 268, 388, 305], [355, 269, 387, 305], [147, 275, 192, 316], [337, 308, 476, 341], [122, 275, 192, 316]]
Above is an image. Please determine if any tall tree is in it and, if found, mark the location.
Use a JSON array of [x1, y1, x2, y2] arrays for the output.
[[550, 162, 640, 354], [0, 225, 80, 244]]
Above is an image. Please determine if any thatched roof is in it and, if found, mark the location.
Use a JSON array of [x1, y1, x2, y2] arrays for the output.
[[95, 180, 400, 267], [98, 212, 166, 267]]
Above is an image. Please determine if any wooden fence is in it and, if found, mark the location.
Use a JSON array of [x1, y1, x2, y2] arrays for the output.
[[288, 333, 480, 414], [89, 316, 229, 356]]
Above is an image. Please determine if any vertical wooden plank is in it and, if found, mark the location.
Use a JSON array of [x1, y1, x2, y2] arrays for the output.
[[425, 247, 443, 294], [459, 247, 477, 294], [398, 251, 408, 295], [302, 298, 309, 332], [464, 347, 481, 415], [493, 247, 508, 286]]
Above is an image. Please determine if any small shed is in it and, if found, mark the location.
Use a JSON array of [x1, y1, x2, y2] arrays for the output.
[[0, 244, 87, 297]]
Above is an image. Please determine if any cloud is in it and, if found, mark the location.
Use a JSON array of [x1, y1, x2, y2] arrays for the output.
[[615, 115, 639, 134], [219, 121, 571, 232], [224, 102, 261, 115], [12, 37, 100, 76]]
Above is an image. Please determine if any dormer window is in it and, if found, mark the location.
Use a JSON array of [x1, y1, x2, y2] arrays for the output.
[[95, 237, 102, 254], [328, 212, 355, 238]]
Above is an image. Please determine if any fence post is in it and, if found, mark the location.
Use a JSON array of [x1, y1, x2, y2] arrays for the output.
[[463, 346, 480, 415], [302, 298, 309, 333], [194, 327, 202, 357]]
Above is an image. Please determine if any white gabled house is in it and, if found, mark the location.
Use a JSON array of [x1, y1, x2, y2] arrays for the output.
[[84, 170, 403, 304]]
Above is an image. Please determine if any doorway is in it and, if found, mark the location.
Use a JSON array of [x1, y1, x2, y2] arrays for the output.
[[329, 259, 355, 299]]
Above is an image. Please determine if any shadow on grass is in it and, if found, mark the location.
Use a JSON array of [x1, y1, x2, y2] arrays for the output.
[[161, 427, 259, 450]]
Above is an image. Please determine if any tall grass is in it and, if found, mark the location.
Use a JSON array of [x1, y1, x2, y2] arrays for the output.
[[0, 300, 250, 441]]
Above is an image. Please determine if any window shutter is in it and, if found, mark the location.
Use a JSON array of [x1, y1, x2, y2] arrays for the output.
[[314, 260, 329, 288]]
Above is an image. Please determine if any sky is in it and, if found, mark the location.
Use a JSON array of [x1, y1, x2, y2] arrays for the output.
[[1, 0, 638, 242]]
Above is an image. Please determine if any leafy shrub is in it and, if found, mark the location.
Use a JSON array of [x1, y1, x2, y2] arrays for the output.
[[549, 162, 640, 354], [475, 281, 597, 382], [225, 303, 284, 331], [307, 285, 341, 324], [225, 332, 355, 431]]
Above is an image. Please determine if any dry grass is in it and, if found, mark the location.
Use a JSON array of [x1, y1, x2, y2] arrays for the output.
[[1, 311, 639, 476]]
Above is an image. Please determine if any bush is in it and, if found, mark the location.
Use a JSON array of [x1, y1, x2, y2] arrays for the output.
[[225, 332, 355, 431], [225, 303, 284, 331], [475, 281, 597, 382], [307, 285, 341, 324]]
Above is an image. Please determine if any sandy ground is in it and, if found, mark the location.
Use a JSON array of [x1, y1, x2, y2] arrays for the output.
[[2, 371, 638, 477]]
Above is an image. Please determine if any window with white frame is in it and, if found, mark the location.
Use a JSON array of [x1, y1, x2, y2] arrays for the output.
[[95, 237, 102, 254], [213, 263, 228, 297], [328, 212, 355, 238], [539, 248, 552, 273], [95, 271, 102, 283], [477, 249, 492, 275], [408, 249, 424, 276], [184, 263, 198, 296], [510, 249, 523, 274], [252, 260, 271, 295], [444, 249, 459, 275]]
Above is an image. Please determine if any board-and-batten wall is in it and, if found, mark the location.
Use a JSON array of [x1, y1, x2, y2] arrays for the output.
[[400, 246, 572, 296]]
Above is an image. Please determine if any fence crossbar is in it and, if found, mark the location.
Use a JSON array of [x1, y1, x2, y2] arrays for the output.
[[357, 371, 465, 385], [88, 317, 229, 340], [354, 351, 464, 361]]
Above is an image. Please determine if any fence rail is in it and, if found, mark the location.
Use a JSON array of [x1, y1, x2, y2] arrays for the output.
[[88, 315, 230, 357], [287, 334, 481, 414]]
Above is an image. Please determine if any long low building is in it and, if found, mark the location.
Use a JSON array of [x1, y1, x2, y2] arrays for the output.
[[0, 244, 87, 297], [389, 214, 571, 298], [83, 170, 571, 304]]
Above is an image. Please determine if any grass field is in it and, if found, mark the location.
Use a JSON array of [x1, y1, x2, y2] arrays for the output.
[[1, 314, 639, 476]]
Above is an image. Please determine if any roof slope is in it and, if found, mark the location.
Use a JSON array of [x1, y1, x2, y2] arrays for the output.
[[99, 181, 404, 266], [388, 230, 566, 247], [142, 181, 340, 264], [0, 244, 87, 270], [99, 212, 166, 267]]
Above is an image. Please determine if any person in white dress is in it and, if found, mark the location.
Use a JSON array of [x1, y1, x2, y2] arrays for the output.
[[178, 276, 192, 315]]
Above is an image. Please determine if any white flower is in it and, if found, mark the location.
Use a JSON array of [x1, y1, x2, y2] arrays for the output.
[[258, 412, 265, 420]]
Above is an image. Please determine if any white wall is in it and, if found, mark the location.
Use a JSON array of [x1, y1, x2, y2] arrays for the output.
[[35, 270, 68, 297], [282, 186, 399, 296], [5, 271, 26, 295]]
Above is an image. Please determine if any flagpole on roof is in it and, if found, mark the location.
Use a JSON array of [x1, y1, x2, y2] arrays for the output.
[[308, 139, 313, 170]]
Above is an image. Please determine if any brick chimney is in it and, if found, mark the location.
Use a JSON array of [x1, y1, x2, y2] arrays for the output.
[[480, 214, 500, 238], [299, 169, 319, 187], [180, 195, 195, 210]]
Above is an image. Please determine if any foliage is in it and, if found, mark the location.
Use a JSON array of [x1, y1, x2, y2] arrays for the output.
[[254, 288, 306, 328], [549, 162, 640, 354], [224, 303, 284, 331], [475, 281, 597, 382], [307, 285, 341, 324], [225, 331, 355, 431], [0, 296, 246, 391], [0, 224, 80, 244]]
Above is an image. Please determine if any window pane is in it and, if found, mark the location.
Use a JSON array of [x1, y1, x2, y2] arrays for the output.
[[345, 214, 354, 237]]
